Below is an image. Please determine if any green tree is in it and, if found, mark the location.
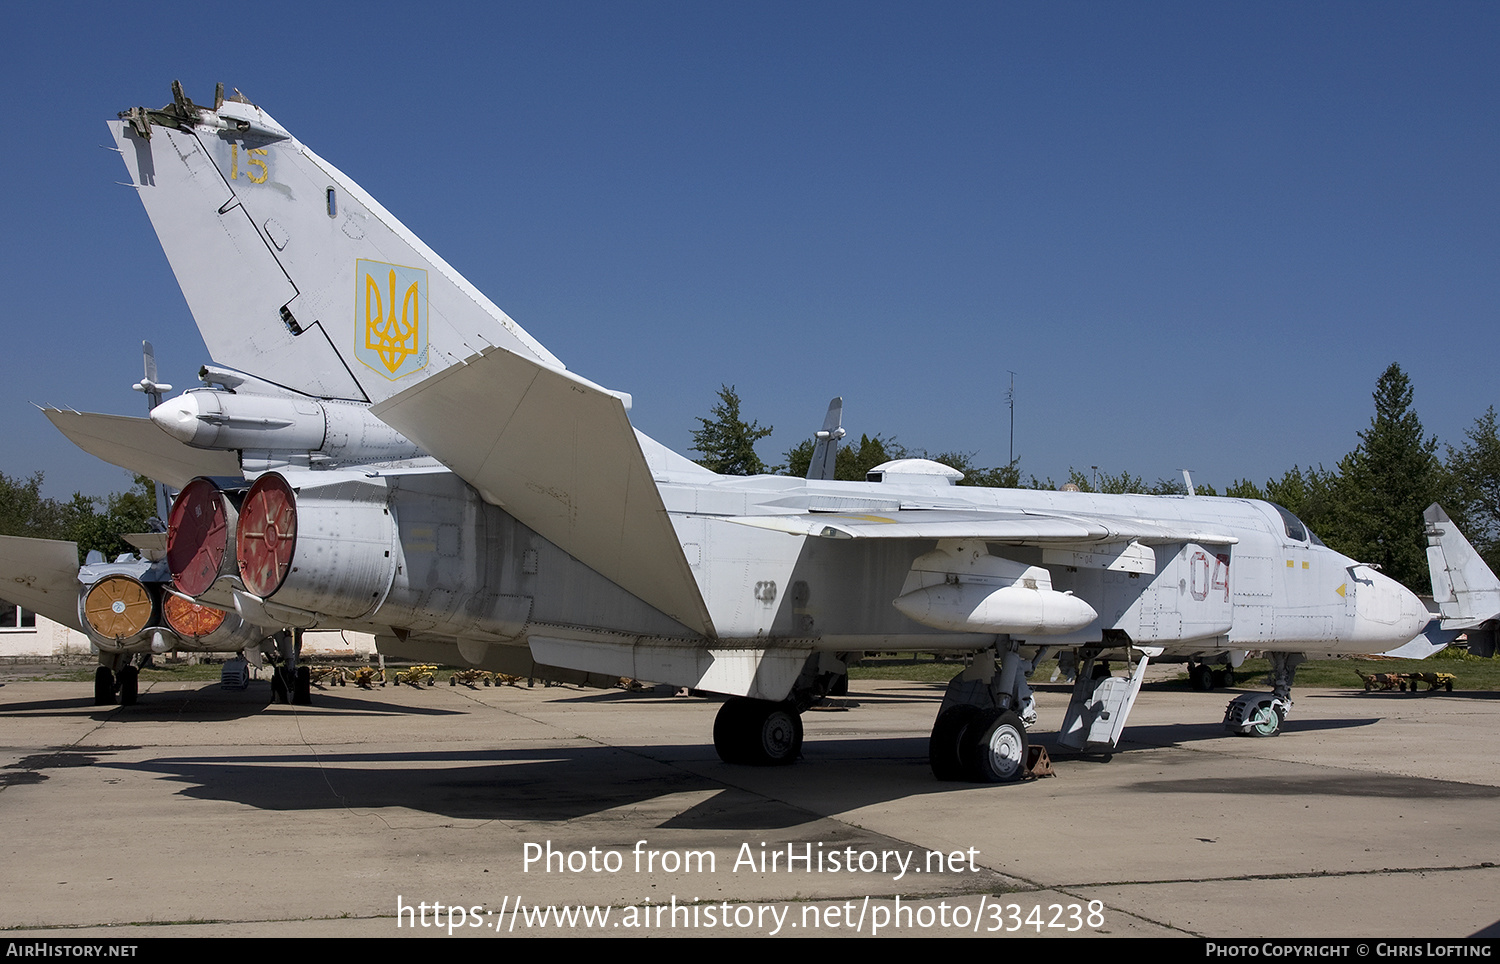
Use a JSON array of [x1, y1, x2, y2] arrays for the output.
[[1262, 465, 1339, 540], [1224, 478, 1265, 500], [70, 477, 157, 563], [780, 438, 815, 478], [922, 451, 1021, 488], [692, 385, 773, 475], [843, 435, 902, 480], [0, 471, 76, 540], [0, 471, 156, 563], [1062, 467, 1145, 494], [1326, 364, 1444, 590], [781, 432, 908, 481]]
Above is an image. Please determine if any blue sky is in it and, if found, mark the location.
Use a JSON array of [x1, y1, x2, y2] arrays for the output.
[[5, 2, 1498, 498]]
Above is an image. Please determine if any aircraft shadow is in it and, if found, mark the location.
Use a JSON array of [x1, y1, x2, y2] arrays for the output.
[[1126, 771, 1500, 800], [80, 735, 1032, 830], [1327, 688, 1500, 702], [546, 682, 945, 708], [0, 683, 467, 719], [3, 746, 138, 788], [1104, 714, 1381, 751], [45, 697, 1430, 832]]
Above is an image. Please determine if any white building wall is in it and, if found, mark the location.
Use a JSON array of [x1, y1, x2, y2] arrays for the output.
[[0, 603, 376, 659]]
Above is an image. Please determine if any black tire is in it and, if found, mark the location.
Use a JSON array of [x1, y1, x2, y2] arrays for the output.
[[271, 667, 290, 704], [965, 709, 1029, 783], [713, 699, 749, 764], [829, 674, 849, 696], [929, 705, 981, 781], [1246, 701, 1283, 737], [1189, 664, 1213, 691], [294, 665, 311, 705], [94, 666, 115, 706], [118, 665, 139, 707], [714, 697, 803, 766]]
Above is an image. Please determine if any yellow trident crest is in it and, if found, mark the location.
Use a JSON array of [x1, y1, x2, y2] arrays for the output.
[[355, 259, 427, 379]]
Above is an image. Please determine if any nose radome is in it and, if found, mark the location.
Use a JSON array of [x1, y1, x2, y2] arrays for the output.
[[1351, 567, 1430, 646], [150, 394, 203, 445]]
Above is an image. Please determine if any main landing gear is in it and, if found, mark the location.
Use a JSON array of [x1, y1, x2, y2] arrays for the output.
[[930, 704, 1030, 782], [93, 655, 141, 707], [928, 641, 1040, 783], [710, 653, 850, 766], [713, 697, 803, 765], [267, 629, 312, 706], [1224, 652, 1303, 737], [1189, 662, 1234, 691]]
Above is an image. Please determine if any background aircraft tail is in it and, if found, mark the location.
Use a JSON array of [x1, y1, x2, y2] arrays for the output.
[[806, 397, 845, 481], [111, 84, 561, 403], [1425, 503, 1500, 656]]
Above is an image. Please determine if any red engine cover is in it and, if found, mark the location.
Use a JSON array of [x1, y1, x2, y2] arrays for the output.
[[237, 473, 298, 597]]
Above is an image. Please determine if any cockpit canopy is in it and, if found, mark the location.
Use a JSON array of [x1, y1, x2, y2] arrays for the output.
[[1269, 503, 1325, 547]]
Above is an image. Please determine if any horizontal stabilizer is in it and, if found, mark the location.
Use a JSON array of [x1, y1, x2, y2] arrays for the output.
[[0, 535, 83, 632], [1424, 503, 1500, 628], [371, 346, 713, 637], [1378, 619, 1456, 660], [721, 508, 1238, 545], [44, 409, 241, 489]]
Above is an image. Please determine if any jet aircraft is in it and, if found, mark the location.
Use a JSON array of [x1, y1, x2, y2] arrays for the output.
[[28, 83, 1441, 780]]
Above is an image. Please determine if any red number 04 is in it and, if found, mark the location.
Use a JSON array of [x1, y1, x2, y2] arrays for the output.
[[1190, 551, 1231, 602]]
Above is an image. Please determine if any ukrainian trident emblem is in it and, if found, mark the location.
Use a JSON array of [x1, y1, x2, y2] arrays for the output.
[[355, 259, 428, 379]]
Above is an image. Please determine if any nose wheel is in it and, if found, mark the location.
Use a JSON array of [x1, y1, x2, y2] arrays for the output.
[[1224, 694, 1289, 737]]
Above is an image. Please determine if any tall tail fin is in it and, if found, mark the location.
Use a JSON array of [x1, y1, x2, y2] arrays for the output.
[[111, 84, 560, 403], [1424, 505, 1500, 653], [807, 397, 845, 480]]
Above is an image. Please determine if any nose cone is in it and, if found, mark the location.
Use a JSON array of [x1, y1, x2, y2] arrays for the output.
[[1350, 566, 1430, 648], [151, 394, 206, 445]]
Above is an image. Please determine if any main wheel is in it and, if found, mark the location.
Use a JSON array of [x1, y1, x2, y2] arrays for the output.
[[929, 705, 981, 781], [1247, 701, 1283, 737], [1189, 664, 1213, 691], [714, 698, 803, 766], [965, 709, 1029, 782], [713, 699, 748, 764], [293, 665, 311, 705], [94, 666, 115, 706], [117, 665, 139, 707], [271, 666, 290, 704]]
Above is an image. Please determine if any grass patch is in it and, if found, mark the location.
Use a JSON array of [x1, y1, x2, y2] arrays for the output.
[[1199, 655, 1500, 691], [848, 655, 969, 683], [37, 661, 245, 683]]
